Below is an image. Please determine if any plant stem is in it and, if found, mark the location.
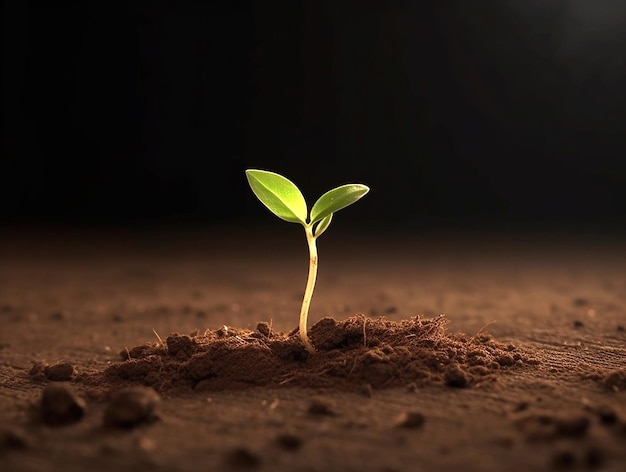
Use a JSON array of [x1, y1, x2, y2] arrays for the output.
[[299, 224, 318, 353]]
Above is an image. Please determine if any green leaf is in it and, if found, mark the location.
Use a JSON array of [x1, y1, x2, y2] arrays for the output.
[[313, 213, 333, 238], [310, 184, 369, 224], [246, 169, 308, 224]]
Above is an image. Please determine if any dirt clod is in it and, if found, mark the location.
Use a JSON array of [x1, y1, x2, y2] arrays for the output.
[[226, 447, 261, 468], [551, 448, 576, 468], [166, 333, 195, 360], [585, 447, 605, 468], [103, 386, 160, 428], [44, 362, 75, 381], [601, 369, 626, 391], [0, 427, 30, 450], [40, 383, 86, 426], [395, 411, 426, 429], [554, 415, 590, 437], [256, 322, 271, 337], [444, 364, 471, 388], [276, 432, 303, 451], [308, 397, 337, 416]]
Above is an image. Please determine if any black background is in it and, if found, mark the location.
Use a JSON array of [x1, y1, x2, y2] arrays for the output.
[[2, 1, 626, 233]]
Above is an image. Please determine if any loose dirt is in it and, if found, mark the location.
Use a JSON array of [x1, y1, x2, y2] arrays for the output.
[[1, 227, 625, 471]]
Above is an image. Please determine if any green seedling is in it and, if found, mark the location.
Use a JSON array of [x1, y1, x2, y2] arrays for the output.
[[246, 169, 369, 353]]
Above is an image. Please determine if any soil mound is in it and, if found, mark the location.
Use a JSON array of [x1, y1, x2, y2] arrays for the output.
[[82, 315, 537, 393]]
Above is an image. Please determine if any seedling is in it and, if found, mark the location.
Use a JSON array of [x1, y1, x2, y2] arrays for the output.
[[246, 169, 369, 353]]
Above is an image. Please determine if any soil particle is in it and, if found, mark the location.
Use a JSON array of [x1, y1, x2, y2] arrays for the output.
[[256, 322, 271, 337], [395, 411, 426, 429], [584, 447, 605, 468], [307, 397, 337, 416], [601, 369, 626, 391], [551, 448, 576, 468], [572, 297, 589, 307], [165, 333, 196, 360], [103, 386, 160, 428], [553, 415, 591, 437], [444, 364, 471, 388], [275, 432, 303, 451], [584, 403, 619, 425], [226, 447, 261, 469], [309, 317, 346, 350], [514, 412, 590, 441], [40, 383, 86, 426], [512, 401, 530, 413], [43, 362, 75, 381], [0, 427, 31, 450]]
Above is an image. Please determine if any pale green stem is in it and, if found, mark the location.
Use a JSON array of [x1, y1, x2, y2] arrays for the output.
[[299, 224, 318, 353]]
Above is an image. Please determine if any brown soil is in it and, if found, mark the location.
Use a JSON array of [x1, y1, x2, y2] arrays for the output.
[[90, 315, 535, 393], [1, 227, 626, 471]]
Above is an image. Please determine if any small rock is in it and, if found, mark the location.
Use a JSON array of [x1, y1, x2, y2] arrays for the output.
[[395, 411, 425, 429], [44, 362, 75, 381], [572, 297, 589, 307], [276, 433, 303, 451], [41, 383, 86, 426], [307, 397, 337, 416], [103, 386, 160, 428], [573, 320, 584, 328], [617, 324, 625, 332]]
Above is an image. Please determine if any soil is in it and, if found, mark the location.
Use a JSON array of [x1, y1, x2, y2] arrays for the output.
[[1, 225, 625, 471]]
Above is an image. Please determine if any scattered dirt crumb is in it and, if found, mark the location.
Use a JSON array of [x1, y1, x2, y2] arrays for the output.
[[444, 364, 471, 388], [572, 297, 589, 307], [601, 369, 626, 391], [308, 397, 337, 416], [40, 383, 86, 426], [226, 447, 261, 468], [275, 432, 303, 451], [585, 447, 605, 468], [44, 362, 75, 381], [551, 448, 576, 468], [103, 386, 160, 428], [514, 412, 590, 441], [0, 427, 30, 450], [395, 411, 426, 429]]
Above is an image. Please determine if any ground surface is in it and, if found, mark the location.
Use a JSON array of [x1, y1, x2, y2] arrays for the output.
[[1, 225, 625, 471]]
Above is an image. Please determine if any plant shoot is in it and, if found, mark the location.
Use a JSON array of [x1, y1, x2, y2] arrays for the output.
[[245, 169, 369, 353]]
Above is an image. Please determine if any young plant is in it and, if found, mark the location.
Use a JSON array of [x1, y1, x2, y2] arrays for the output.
[[246, 169, 369, 353]]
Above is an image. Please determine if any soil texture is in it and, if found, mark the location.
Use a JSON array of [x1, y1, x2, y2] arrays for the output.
[[1, 226, 625, 471]]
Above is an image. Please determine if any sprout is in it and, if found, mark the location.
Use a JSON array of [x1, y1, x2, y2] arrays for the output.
[[245, 169, 369, 353]]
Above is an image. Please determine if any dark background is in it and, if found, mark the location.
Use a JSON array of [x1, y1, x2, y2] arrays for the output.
[[2, 1, 626, 233]]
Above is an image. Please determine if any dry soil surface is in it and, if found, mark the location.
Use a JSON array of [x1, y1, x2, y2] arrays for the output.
[[1, 226, 625, 472]]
